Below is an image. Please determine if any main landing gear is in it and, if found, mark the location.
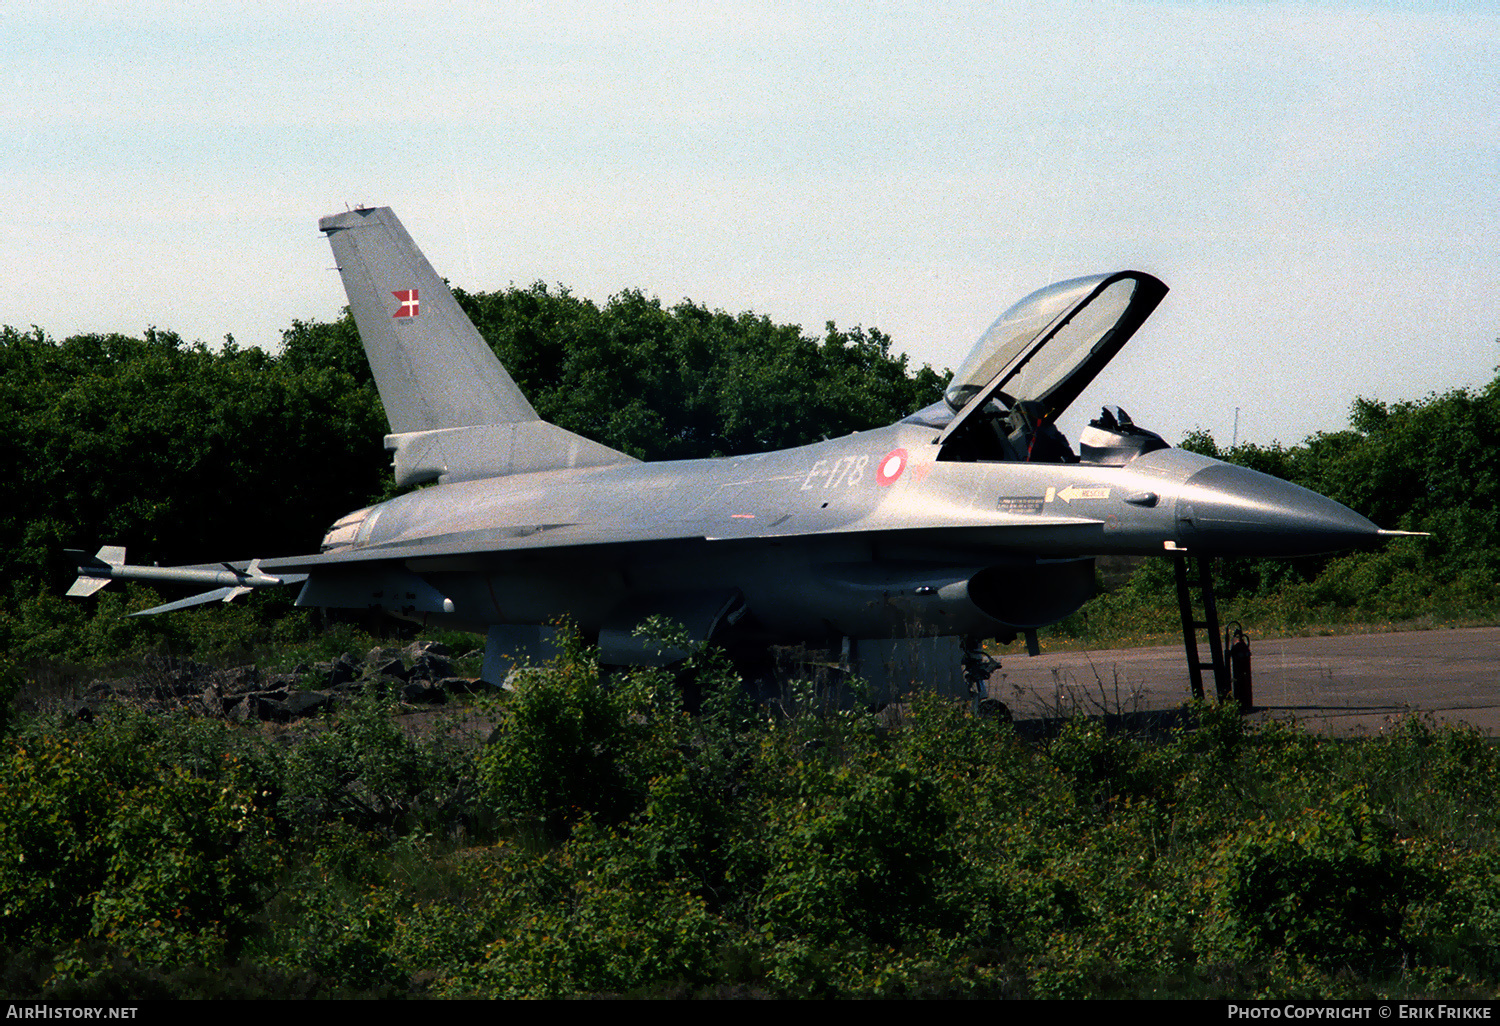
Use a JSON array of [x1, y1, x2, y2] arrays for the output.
[[962, 634, 1011, 721]]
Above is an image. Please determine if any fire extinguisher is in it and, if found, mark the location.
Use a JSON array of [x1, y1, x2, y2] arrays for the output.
[[1225, 621, 1253, 712]]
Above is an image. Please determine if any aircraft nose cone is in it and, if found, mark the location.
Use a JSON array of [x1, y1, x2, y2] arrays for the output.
[[1176, 463, 1379, 556]]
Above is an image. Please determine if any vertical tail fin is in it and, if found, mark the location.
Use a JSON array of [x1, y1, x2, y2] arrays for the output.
[[320, 206, 537, 433], [319, 207, 636, 486]]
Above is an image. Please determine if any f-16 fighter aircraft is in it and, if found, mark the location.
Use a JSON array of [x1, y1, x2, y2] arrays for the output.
[[69, 207, 1405, 695]]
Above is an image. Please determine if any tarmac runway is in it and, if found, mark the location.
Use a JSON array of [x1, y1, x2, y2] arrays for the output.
[[989, 625, 1500, 735]]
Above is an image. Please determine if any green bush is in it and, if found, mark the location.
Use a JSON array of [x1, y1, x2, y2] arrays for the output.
[[477, 629, 688, 842], [277, 690, 476, 840], [10, 643, 1500, 998], [454, 828, 725, 998], [755, 761, 960, 950], [1212, 794, 1436, 973], [0, 711, 279, 974]]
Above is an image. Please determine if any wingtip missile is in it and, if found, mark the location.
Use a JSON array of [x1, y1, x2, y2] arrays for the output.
[[64, 545, 126, 598], [65, 546, 305, 613]]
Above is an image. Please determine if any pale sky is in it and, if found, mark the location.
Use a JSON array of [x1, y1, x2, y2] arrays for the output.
[[4, 0, 1497, 447]]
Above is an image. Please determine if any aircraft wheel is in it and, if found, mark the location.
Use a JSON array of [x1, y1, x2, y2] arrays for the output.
[[978, 697, 1012, 723]]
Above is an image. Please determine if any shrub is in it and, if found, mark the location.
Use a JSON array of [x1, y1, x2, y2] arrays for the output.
[[755, 761, 960, 951], [477, 629, 688, 842], [0, 711, 279, 973], [1212, 794, 1436, 973], [277, 690, 475, 840]]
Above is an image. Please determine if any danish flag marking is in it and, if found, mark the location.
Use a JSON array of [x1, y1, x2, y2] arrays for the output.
[[393, 289, 420, 318]]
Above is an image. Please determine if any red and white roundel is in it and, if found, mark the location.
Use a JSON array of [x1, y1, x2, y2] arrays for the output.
[[876, 448, 908, 487]]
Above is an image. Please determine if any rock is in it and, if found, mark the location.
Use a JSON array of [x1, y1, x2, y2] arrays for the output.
[[404, 640, 451, 660], [252, 695, 291, 723], [328, 654, 361, 688], [401, 681, 448, 705], [285, 690, 334, 718], [410, 651, 456, 682], [438, 677, 489, 695], [365, 646, 403, 666], [373, 657, 409, 682], [209, 665, 261, 696]]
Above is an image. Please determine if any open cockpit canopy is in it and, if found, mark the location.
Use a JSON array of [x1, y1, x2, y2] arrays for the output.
[[944, 271, 1167, 418], [923, 271, 1169, 463]]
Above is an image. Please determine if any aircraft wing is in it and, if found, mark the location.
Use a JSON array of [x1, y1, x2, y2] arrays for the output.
[[258, 506, 1104, 573], [73, 508, 1105, 616]]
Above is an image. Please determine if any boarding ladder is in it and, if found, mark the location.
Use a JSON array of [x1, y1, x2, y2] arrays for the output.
[[1172, 553, 1230, 702]]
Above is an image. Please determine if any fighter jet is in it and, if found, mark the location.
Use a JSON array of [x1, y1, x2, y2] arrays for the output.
[[68, 207, 1404, 694]]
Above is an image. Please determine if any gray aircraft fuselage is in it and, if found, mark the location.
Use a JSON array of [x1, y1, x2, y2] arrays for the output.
[[273, 421, 1377, 648], [68, 207, 1397, 675]]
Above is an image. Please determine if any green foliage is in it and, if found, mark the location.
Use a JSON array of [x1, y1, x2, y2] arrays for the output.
[[1213, 795, 1435, 972], [457, 283, 945, 460], [477, 628, 689, 842], [0, 711, 279, 974], [8, 651, 1500, 998], [277, 314, 370, 384], [0, 325, 388, 603], [755, 762, 960, 951], [262, 868, 407, 993], [1047, 716, 1164, 810], [0, 654, 21, 736], [454, 830, 725, 999], [277, 690, 476, 839], [1, 583, 305, 669]]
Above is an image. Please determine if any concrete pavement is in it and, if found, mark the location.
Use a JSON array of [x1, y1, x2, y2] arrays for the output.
[[990, 626, 1500, 735]]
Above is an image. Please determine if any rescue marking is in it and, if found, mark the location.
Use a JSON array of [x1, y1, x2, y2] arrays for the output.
[[875, 448, 908, 487], [392, 288, 420, 318], [1047, 484, 1110, 504]]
